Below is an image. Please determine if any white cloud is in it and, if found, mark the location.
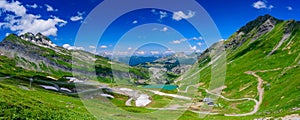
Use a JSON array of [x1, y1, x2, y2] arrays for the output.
[[164, 49, 175, 54], [70, 16, 82, 22], [172, 40, 181, 44], [150, 51, 159, 55], [45, 4, 58, 12], [152, 27, 169, 32], [136, 51, 145, 55], [151, 9, 156, 13], [287, 6, 293, 10], [195, 50, 202, 53], [190, 45, 197, 51], [197, 42, 202, 46], [128, 47, 132, 50], [70, 11, 85, 22], [192, 36, 203, 41], [151, 9, 168, 20], [5, 33, 9, 36], [198, 36, 203, 40], [0, 1, 67, 36], [253, 1, 267, 9], [171, 38, 187, 44], [268, 5, 274, 9], [89, 45, 96, 49], [132, 20, 138, 24], [26, 3, 37, 9], [159, 11, 167, 19], [0, 1, 26, 16], [62, 44, 70, 49], [160, 27, 168, 32], [63, 44, 84, 50], [252, 1, 274, 10], [88, 46, 97, 54], [172, 11, 195, 21], [171, 37, 202, 44], [100, 45, 108, 49]]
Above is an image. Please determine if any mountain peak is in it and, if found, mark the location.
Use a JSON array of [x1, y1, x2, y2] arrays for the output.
[[17, 32, 56, 48], [259, 14, 274, 19], [1, 32, 57, 48], [237, 14, 278, 34]]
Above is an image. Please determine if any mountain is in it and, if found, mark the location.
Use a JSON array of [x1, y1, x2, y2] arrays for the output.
[[0, 14, 299, 120], [0, 33, 149, 82], [178, 14, 300, 119], [130, 52, 198, 84], [116, 56, 163, 66]]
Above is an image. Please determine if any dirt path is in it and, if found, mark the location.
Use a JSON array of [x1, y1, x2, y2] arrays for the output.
[[224, 71, 264, 116], [178, 85, 197, 93], [172, 69, 263, 116], [176, 68, 282, 116]]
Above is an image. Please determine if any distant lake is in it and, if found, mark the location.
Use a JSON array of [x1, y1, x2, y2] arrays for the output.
[[143, 85, 178, 90]]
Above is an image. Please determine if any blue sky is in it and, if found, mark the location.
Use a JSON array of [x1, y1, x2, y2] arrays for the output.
[[0, 0, 299, 56]]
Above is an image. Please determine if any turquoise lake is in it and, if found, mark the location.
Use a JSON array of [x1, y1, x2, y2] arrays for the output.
[[143, 85, 178, 90]]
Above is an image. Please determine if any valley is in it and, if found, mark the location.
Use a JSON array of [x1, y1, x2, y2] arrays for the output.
[[0, 14, 299, 120]]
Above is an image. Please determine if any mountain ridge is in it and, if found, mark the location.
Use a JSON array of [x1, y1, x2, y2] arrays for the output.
[[0, 33, 150, 81], [0, 14, 299, 119]]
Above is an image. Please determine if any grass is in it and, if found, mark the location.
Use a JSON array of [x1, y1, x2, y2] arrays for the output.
[[0, 79, 95, 120], [0, 17, 299, 119], [176, 19, 300, 118], [147, 95, 173, 108]]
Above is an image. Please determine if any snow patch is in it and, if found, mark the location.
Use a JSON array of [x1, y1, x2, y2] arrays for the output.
[[40, 85, 58, 91], [61, 87, 72, 92], [135, 94, 151, 107], [100, 94, 114, 98]]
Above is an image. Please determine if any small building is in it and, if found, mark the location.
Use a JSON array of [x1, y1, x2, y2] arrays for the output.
[[207, 102, 215, 106], [202, 97, 215, 106], [203, 97, 213, 102]]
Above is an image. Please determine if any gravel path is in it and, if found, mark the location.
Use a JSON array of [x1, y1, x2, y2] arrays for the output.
[[175, 67, 285, 116], [225, 71, 264, 116]]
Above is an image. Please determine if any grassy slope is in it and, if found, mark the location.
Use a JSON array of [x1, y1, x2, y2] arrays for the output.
[[0, 35, 149, 119], [0, 79, 94, 120], [179, 19, 300, 119], [1, 34, 150, 81], [0, 18, 299, 120]]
